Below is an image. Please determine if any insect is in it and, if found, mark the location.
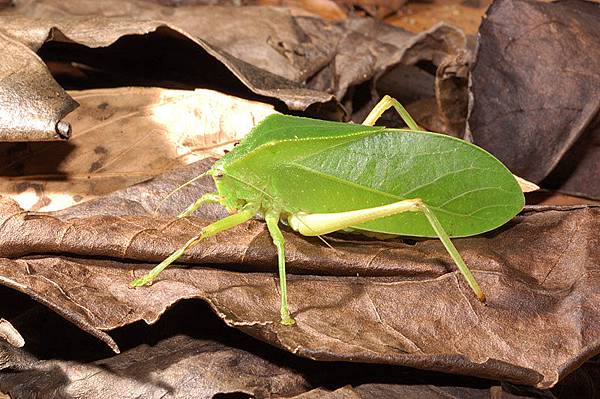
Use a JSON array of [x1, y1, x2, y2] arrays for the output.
[[130, 96, 524, 326]]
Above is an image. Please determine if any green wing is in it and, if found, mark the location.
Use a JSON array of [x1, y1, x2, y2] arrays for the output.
[[223, 117, 524, 238], [214, 114, 384, 167]]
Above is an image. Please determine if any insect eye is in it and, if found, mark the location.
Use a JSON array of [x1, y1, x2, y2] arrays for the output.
[[214, 171, 224, 178]]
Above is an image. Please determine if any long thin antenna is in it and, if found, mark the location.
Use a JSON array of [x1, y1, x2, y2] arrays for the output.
[[154, 171, 209, 213]]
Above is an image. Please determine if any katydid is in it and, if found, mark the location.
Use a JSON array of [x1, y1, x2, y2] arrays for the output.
[[130, 96, 524, 326]]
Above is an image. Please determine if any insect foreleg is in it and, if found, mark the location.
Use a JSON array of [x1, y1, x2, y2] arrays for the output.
[[130, 204, 257, 288], [265, 210, 295, 326], [418, 203, 486, 302], [362, 95, 419, 130], [178, 193, 222, 218]]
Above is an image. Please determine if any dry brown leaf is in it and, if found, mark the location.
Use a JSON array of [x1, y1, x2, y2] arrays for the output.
[[0, 161, 598, 388], [387, 0, 492, 35], [1, 1, 336, 111], [0, 0, 468, 117], [0, 319, 24, 348], [291, 383, 539, 399], [338, 0, 407, 19], [0, 335, 310, 398], [256, 0, 348, 20], [0, 88, 275, 212], [0, 30, 77, 142], [467, 0, 600, 199]]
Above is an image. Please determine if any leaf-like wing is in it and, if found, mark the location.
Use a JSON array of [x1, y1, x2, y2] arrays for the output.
[[228, 125, 524, 237], [215, 115, 383, 167]]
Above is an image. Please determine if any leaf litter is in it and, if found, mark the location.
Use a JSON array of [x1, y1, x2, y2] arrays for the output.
[[0, 158, 599, 389], [468, 0, 600, 199], [0, 88, 276, 212], [0, 0, 599, 397]]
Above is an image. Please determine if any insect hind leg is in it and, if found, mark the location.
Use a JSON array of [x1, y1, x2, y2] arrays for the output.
[[418, 203, 485, 302], [362, 95, 420, 130], [287, 198, 485, 302]]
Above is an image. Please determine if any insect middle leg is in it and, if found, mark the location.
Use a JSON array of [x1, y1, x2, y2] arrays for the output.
[[362, 95, 420, 130], [265, 209, 295, 326]]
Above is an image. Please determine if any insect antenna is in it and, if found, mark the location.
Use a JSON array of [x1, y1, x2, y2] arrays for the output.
[[154, 170, 209, 213]]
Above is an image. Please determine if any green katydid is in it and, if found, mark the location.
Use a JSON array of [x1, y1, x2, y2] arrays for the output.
[[130, 95, 524, 326]]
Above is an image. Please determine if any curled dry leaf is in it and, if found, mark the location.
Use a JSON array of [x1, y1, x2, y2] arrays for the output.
[[334, 0, 408, 19], [386, 0, 491, 35], [468, 0, 600, 199], [0, 319, 24, 348], [0, 88, 275, 212], [0, 161, 598, 388], [0, 30, 77, 142], [0, 335, 310, 399], [1, 1, 335, 111], [291, 383, 538, 399], [0, 0, 468, 116]]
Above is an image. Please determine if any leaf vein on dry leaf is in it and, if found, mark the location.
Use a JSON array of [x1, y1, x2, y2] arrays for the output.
[[540, 219, 579, 286], [365, 247, 389, 271], [92, 130, 156, 174], [28, 263, 96, 322], [73, 107, 155, 139], [502, 20, 572, 52], [58, 221, 75, 248], [0, 210, 26, 233], [364, 289, 423, 354]]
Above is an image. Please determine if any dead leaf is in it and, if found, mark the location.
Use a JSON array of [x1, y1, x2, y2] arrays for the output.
[[0, 30, 77, 142], [387, 0, 492, 35], [0, 159, 598, 387], [467, 0, 600, 199], [335, 0, 408, 19], [291, 383, 541, 399], [0, 88, 275, 212], [0, 1, 469, 118], [0, 319, 24, 348], [1, 291, 561, 398], [1, 1, 336, 112], [0, 335, 310, 398], [257, 0, 348, 20]]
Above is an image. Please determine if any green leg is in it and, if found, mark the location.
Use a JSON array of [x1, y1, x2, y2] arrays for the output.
[[418, 203, 486, 302], [265, 210, 295, 326], [288, 198, 485, 302], [130, 204, 257, 287], [362, 95, 420, 130], [178, 193, 222, 218]]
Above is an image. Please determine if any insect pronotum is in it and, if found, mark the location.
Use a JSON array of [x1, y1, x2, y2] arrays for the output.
[[130, 96, 524, 326]]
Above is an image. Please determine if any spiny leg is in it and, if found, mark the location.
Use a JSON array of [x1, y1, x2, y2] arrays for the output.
[[362, 95, 420, 130], [130, 204, 257, 287], [265, 210, 295, 326], [288, 199, 485, 302], [178, 193, 222, 218]]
